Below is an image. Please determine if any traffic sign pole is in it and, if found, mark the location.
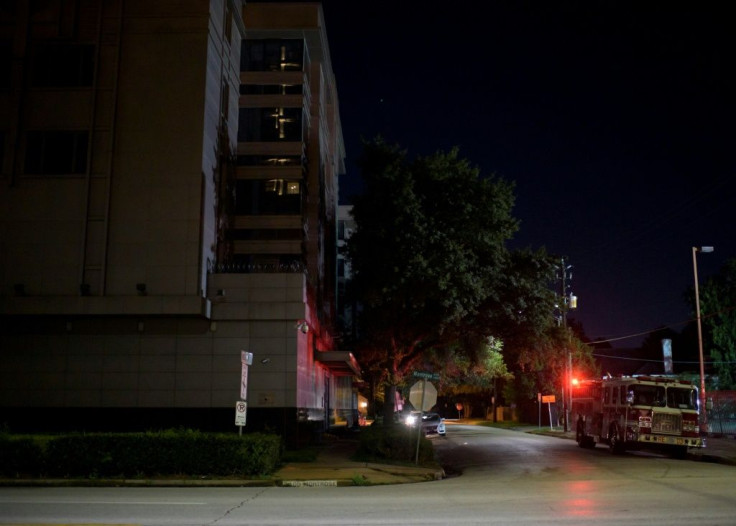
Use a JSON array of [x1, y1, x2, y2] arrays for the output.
[[414, 378, 427, 464]]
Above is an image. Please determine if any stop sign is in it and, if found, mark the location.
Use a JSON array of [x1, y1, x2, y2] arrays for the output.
[[409, 381, 437, 411]]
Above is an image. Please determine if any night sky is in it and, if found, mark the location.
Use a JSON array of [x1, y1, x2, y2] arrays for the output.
[[320, 2, 735, 348]]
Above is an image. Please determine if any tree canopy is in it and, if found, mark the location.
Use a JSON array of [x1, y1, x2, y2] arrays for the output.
[[700, 257, 736, 389], [346, 138, 575, 414]]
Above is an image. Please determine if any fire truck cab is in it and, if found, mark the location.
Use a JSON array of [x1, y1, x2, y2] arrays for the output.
[[572, 375, 704, 456]]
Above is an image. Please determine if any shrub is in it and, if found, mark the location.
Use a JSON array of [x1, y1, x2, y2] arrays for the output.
[[354, 424, 433, 464], [1, 430, 281, 478], [0, 436, 45, 477]]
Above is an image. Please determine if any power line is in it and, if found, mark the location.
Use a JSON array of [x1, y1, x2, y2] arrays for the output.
[[589, 304, 736, 345]]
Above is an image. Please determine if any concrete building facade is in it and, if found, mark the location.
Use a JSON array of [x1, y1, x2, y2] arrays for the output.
[[0, 1, 357, 437]]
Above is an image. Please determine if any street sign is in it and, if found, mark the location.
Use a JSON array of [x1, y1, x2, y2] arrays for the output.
[[542, 395, 556, 404], [240, 351, 252, 400], [241, 351, 253, 365], [409, 380, 437, 412], [235, 401, 247, 426], [412, 370, 440, 381]]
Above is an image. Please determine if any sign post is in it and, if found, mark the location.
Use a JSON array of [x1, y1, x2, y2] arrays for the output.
[[238, 351, 253, 436], [542, 394, 556, 431], [538, 393, 541, 428], [411, 371, 440, 464]]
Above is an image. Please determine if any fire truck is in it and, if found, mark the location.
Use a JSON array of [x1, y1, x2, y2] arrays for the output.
[[571, 375, 704, 456]]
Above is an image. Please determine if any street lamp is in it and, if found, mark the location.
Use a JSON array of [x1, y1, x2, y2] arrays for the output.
[[692, 245, 713, 433]]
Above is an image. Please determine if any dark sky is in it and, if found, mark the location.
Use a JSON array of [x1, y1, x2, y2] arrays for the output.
[[320, 1, 735, 347]]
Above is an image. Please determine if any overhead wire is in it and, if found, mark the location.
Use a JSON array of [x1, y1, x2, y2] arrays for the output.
[[585, 304, 736, 345]]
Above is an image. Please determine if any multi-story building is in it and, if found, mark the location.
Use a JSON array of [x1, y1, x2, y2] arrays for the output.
[[0, 1, 358, 438]]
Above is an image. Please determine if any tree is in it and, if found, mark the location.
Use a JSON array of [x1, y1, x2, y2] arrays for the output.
[[435, 337, 513, 419], [347, 138, 519, 418], [699, 258, 736, 389]]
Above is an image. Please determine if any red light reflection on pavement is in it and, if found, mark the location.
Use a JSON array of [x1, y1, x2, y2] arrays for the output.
[[563, 480, 597, 517]]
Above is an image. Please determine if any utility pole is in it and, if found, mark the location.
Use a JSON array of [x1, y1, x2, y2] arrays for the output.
[[557, 257, 577, 432]]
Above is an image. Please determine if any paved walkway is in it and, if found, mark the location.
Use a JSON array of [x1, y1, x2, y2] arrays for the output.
[[273, 437, 444, 487]]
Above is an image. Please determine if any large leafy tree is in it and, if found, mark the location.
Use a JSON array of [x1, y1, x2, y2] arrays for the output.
[[434, 337, 513, 418], [347, 138, 546, 417], [700, 258, 736, 389]]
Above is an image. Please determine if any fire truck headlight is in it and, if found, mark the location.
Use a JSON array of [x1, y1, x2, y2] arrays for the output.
[[682, 420, 698, 433], [638, 416, 652, 429]]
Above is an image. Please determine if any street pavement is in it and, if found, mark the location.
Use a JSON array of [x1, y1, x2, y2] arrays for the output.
[[1, 421, 734, 488]]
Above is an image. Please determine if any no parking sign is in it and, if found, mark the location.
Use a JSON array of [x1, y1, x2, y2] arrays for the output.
[[235, 401, 247, 426]]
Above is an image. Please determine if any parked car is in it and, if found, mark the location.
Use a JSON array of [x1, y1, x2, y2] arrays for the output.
[[404, 411, 446, 436]]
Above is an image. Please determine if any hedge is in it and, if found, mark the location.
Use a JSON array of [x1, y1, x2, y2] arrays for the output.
[[0, 429, 281, 478], [354, 424, 434, 464]]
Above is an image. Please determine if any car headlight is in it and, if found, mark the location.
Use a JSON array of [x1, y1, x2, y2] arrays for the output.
[[405, 414, 417, 426]]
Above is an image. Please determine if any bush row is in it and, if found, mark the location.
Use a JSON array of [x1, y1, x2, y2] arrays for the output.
[[0, 429, 281, 478], [354, 424, 434, 464]]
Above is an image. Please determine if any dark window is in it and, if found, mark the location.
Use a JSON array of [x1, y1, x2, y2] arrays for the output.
[[223, 2, 233, 45], [30, 42, 94, 87], [230, 229, 301, 241], [236, 155, 302, 166], [240, 39, 304, 71], [235, 179, 301, 215], [241, 39, 304, 72], [667, 388, 696, 410], [24, 130, 88, 174], [240, 84, 302, 95], [238, 107, 302, 142], [0, 40, 11, 89]]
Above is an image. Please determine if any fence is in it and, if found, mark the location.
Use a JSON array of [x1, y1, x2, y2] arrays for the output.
[[708, 391, 736, 436]]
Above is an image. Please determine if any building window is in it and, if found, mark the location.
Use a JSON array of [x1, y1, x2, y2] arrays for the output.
[[0, 131, 5, 173], [235, 179, 301, 215], [223, 1, 233, 46], [238, 107, 302, 142], [24, 130, 89, 174], [230, 229, 302, 241], [0, 40, 10, 89], [236, 155, 302, 166], [241, 39, 304, 72], [240, 84, 302, 95], [30, 42, 94, 87]]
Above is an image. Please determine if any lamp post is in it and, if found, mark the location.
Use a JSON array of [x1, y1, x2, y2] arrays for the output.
[[692, 245, 713, 433]]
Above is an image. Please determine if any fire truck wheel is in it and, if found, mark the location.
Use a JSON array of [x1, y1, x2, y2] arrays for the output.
[[608, 424, 625, 454], [576, 422, 595, 449], [576, 421, 586, 448]]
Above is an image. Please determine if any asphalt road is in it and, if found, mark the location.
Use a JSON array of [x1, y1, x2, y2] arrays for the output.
[[2, 424, 735, 525]]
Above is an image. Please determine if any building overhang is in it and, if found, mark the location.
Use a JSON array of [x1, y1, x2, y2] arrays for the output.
[[315, 350, 360, 377]]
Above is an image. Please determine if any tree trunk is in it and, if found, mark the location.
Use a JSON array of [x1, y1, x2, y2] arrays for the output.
[[383, 384, 397, 426]]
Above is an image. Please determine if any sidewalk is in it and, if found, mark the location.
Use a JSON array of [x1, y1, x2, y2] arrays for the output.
[[273, 437, 445, 487], [0, 436, 445, 489]]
